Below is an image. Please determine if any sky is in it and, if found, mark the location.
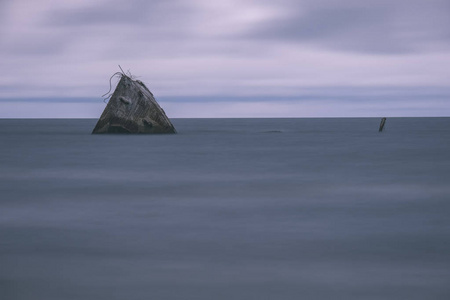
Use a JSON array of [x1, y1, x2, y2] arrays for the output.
[[0, 0, 449, 118]]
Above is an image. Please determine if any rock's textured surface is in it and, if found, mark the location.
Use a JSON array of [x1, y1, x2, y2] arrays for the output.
[[92, 75, 176, 134]]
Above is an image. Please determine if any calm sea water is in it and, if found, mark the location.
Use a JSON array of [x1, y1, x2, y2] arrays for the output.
[[1, 118, 449, 300]]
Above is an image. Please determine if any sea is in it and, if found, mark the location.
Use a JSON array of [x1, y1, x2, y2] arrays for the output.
[[1, 118, 449, 300]]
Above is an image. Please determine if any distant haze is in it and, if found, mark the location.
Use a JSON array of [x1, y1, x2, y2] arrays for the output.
[[0, 0, 449, 117]]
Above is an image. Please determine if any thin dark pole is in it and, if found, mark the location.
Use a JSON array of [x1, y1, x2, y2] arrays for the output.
[[379, 117, 387, 132]]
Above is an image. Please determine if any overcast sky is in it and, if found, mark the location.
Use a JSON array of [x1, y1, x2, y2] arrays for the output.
[[1, 0, 449, 117]]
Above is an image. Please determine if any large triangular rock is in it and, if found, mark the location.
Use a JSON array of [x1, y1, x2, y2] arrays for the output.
[[92, 75, 176, 134]]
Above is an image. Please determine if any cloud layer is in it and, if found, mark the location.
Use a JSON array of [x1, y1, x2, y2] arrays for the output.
[[0, 0, 449, 117], [250, 0, 450, 54]]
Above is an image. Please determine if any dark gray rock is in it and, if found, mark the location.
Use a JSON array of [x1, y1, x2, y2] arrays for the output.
[[92, 75, 176, 134]]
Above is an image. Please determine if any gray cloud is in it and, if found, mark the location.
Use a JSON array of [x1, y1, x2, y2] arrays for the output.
[[44, 0, 193, 31], [247, 0, 450, 54], [1, 33, 66, 56], [0, 0, 449, 117], [19, 0, 254, 61]]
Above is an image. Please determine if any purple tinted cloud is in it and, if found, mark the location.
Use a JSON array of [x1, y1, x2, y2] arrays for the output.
[[247, 0, 450, 54], [0, 0, 449, 117]]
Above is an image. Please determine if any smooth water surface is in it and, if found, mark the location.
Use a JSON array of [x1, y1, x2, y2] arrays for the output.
[[1, 118, 449, 299]]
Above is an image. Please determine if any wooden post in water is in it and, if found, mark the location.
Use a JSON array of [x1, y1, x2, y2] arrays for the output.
[[379, 117, 386, 132]]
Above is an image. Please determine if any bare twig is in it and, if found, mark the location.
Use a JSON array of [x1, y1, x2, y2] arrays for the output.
[[102, 71, 123, 102], [118, 65, 125, 75], [101, 66, 139, 103]]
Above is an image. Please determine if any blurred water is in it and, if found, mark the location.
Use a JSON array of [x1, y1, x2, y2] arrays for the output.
[[0, 118, 449, 300]]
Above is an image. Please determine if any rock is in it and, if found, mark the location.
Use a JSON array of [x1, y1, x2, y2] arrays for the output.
[[92, 75, 176, 134]]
